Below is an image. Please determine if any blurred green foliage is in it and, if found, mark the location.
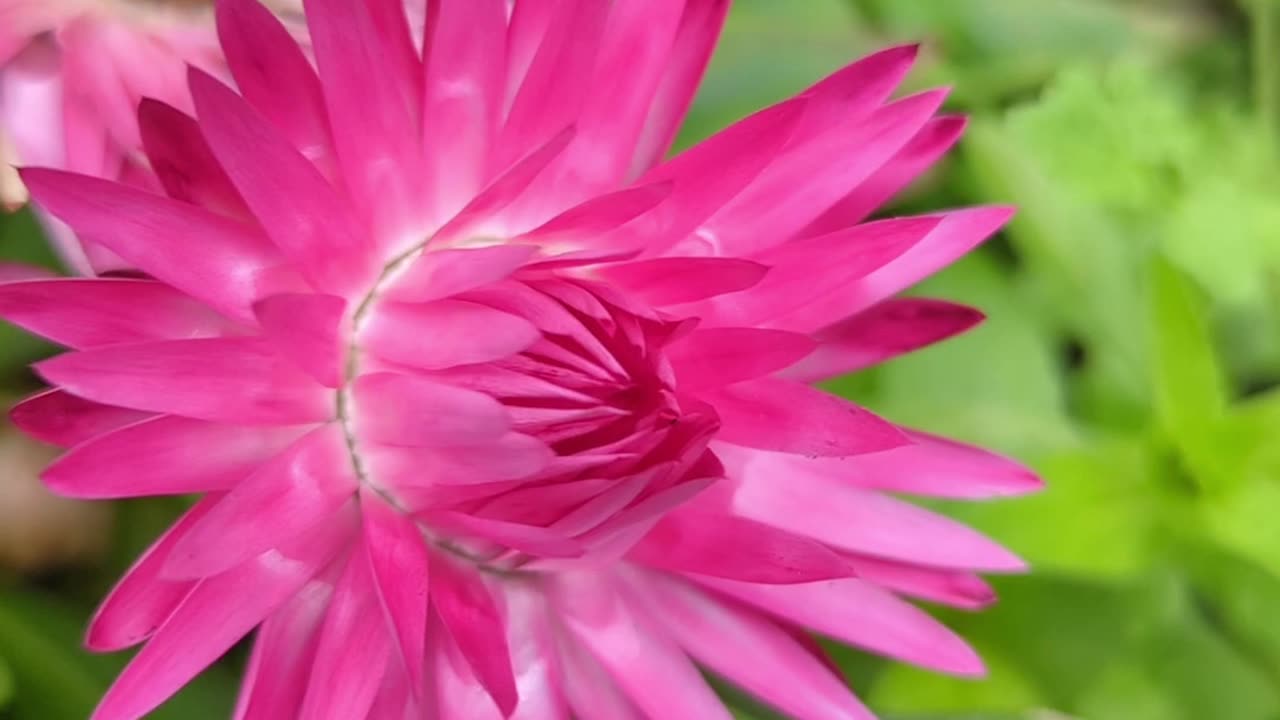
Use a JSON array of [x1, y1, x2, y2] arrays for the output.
[[4, 0, 1280, 718]]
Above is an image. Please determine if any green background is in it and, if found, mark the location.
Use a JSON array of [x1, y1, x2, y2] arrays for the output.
[[4, 1, 1280, 718]]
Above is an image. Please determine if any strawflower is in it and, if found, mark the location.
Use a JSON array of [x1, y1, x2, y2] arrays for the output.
[[1, 0, 1042, 718], [0, 0, 302, 273]]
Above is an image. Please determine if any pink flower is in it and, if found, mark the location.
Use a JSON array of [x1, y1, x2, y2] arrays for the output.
[[2, 1, 1042, 719], [0, 0, 303, 274]]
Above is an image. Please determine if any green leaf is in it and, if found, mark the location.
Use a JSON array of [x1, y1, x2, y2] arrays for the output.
[[1148, 256, 1231, 492], [0, 652, 13, 711], [940, 575, 1140, 710], [869, 648, 1042, 716], [1181, 541, 1280, 683], [0, 585, 238, 720], [938, 438, 1154, 579]]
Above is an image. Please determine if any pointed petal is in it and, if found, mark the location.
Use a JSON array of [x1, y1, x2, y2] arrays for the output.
[[782, 298, 984, 382], [843, 555, 995, 610], [551, 574, 732, 720], [551, 620, 643, 720], [498, 0, 608, 169], [613, 97, 806, 255], [298, 551, 394, 720], [367, 433, 553, 487], [42, 416, 301, 499], [595, 257, 768, 306], [254, 294, 346, 388], [436, 126, 575, 242], [629, 572, 875, 720], [630, 509, 853, 584], [707, 378, 908, 456], [417, 511, 583, 558], [9, 389, 150, 448], [420, 0, 507, 219], [361, 489, 429, 696], [722, 443, 1028, 571], [164, 425, 357, 579], [21, 168, 288, 320], [92, 510, 354, 720], [35, 338, 334, 425], [666, 327, 815, 390], [236, 577, 335, 720], [217, 0, 335, 168], [0, 278, 229, 348], [431, 553, 519, 716], [305, 0, 422, 239], [516, 183, 672, 244], [806, 115, 967, 236], [362, 299, 540, 370], [629, 0, 731, 175], [699, 576, 985, 676], [190, 69, 373, 293], [775, 206, 1015, 330], [732, 432, 1043, 500], [702, 90, 946, 255], [384, 245, 538, 303], [137, 99, 249, 218], [352, 372, 510, 447], [689, 216, 941, 327], [86, 498, 216, 651]]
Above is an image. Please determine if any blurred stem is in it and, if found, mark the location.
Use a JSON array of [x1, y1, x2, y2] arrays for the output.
[[1252, 0, 1280, 146]]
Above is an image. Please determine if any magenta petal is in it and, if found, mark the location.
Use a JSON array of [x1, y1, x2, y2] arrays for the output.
[[163, 425, 357, 579], [420, 0, 507, 220], [628, 0, 731, 174], [430, 553, 519, 716], [91, 512, 354, 720], [216, 0, 336, 168], [806, 115, 967, 236], [629, 572, 875, 720], [385, 245, 538, 303], [190, 68, 373, 293], [352, 372, 511, 447], [304, 0, 422, 239], [20, 168, 287, 320], [551, 574, 732, 720], [707, 378, 909, 456], [137, 99, 250, 219], [368, 433, 553, 488], [629, 509, 854, 584], [783, 297, 985, 382], [0, 278, 229, 348], [86, 497, 215, 651], [418, 511, 584, 559], [35, 338, 334, 425], [699, 576, 986, 676], [843, 555, 995, 610], [9, 389, 151, 448], [236, 579, 334, 720], [42, 416, 301, 499], [298, 551, 394, 720], [517, 183, 673, 243], [723, 443, 1028, 571], [361, 489, 430, 697], [594, 256, 768, 306], [362, 299, 540, 370], [666, 327, 816, 390], [253, 293, 347, 388], [691, 215, 942, 328]]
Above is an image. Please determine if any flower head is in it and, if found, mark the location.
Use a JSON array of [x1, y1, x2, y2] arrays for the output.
[[3, 1, 1041, 718], [0, 0, 302, 273]]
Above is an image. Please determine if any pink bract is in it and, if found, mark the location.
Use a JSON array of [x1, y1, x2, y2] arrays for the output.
[[2, 1, 1042, 719]]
